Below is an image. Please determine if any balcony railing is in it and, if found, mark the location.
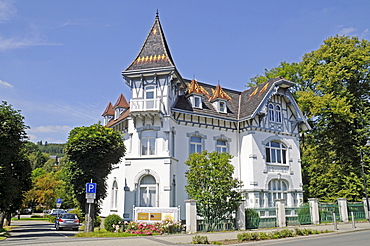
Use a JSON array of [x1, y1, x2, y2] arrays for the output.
[[130, 98, 162, 113]]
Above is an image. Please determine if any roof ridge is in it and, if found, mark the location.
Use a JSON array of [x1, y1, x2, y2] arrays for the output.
[[114, 94, 130, 108]]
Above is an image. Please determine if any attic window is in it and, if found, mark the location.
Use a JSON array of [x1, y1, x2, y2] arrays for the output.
[[219, 101, 226, 113], [192, 95, 202, 109]]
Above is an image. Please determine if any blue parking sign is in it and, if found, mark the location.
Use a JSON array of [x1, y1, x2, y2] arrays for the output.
[[86, 183, 97, 193], [56, 198, 62, 204]]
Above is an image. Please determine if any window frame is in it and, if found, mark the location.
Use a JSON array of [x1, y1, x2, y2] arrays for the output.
[[265, 141, 287, 165], [141, 130, 156, 156], [139, 175, 157, 207], [267, 179, 288, 207]]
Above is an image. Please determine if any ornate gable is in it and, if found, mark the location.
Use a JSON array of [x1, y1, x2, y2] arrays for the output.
[[209, 84, 232, 102]]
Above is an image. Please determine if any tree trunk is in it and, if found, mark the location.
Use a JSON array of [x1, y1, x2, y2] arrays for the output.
[[0, 211, 5, 228], [5, 211, 12, 226]]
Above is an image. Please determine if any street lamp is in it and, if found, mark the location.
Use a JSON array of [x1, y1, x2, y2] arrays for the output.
[[361, 140, 370, 221]]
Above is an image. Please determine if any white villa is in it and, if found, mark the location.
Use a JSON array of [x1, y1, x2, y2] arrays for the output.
[[99, 13, 309, 221]]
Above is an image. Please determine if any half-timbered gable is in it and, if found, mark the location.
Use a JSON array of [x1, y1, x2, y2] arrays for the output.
[[100, 14, 309, 220]]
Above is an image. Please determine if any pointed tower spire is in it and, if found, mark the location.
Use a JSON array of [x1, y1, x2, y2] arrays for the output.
[[125, 13, 175, 71]]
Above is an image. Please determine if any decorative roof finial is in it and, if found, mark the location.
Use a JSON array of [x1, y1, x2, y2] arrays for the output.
[[156, 9, 159, 19]]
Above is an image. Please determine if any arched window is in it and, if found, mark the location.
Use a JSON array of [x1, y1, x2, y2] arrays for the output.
[[268, 104, 275, 121], [266, 141, 287, 164], [268, 179, 288, 207], [275, 105, 282, 123], [139, 175, 157, 207], [141, 130, 156, 155], [216, 140, 227, 153], [111, 180, 118, 209], [190, 136, 202, 154]]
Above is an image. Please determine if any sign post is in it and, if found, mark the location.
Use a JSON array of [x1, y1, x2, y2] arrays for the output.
[[85, 181, 96, 233]]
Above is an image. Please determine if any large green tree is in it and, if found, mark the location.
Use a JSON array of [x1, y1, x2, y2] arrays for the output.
[[250, 35, 370, 202], [185, 151, 242, 230], [0, 101, 32, 227], [64, 124, 125, 231]]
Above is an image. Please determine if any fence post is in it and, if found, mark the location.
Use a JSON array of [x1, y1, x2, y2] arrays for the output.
[[363, 198, 370, 221], [185, 199, 197, 234], [275, 199, 286, 228], [236, 199, 246, 230], [308, 198, 320, 225], [337, 198, 348, 223]]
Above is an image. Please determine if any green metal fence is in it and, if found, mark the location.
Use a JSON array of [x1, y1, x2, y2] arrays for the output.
[[197, 218, 236, 232], [348, 202, 366, 220], [319, 203, 340, 223]]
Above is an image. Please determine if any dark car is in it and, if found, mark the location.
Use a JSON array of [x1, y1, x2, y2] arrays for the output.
[[55, 213, 80, 231]]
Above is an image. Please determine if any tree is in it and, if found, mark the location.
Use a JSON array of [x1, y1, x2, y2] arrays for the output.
[[185, 151, 242, 230], [0, 101, 32, 227], [249, 35, 370, 202], [64, 124, 125, 232]]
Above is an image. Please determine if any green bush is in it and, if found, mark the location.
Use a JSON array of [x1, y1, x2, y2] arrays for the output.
[[280, 229, 294, 237], [94, 216, 101, 228], [67, 208, 83, 222], [48, 215, 56, 223], [104, 214, 122, 232], [192, 235, 209, 244], [237, 232, 252, 242], [245, 209, 260, 229]]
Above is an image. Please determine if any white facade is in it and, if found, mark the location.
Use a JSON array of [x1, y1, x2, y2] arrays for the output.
[[100, 15, 309, 220]]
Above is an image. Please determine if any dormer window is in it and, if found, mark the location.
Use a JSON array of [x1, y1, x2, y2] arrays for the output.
[[219, 101, 227, 113], [268, 103, 282, 123], [191, 95, 202, 109]]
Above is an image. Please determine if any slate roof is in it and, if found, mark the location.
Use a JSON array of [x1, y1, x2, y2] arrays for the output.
[[125, 14, 175, 71], [172, 77, 289, 121]]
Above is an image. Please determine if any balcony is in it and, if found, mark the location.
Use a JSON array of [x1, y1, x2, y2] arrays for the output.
[[130, 98, 163, 114]]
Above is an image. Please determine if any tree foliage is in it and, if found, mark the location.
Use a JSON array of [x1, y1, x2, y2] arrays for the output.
[[0, 101, 32, 227], [185, 151, 242, 225], [250, 35, 370, 202], [64, 124, 126, 213]]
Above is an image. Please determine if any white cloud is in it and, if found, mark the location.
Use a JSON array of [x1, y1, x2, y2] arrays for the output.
[[360, 28, 369, 39], [0, 35, 62, 52], [0, 79, 13, 88], [28, 125, 72, 134], [338, 26, 357, 36], [0, 0, 16, 23]]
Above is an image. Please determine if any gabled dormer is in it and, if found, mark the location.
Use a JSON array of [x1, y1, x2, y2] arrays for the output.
[[209, 84, 232, 113], [187, 79, 210, 109], [113, 94, 130, 120], [102, 102, 114, 126]]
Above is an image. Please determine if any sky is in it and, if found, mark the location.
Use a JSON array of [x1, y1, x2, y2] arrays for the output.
[[0, 0, 369, 143]]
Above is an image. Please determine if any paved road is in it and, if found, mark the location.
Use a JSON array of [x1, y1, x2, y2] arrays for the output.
[[2, 219, 370, 245]]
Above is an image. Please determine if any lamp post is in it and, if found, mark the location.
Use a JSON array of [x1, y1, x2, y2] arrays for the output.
[[361, 140, 370, 221]]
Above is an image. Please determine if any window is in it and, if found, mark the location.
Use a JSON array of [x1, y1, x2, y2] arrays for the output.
[[219, 101, 226, 113], [267, 179, 288, 207], [268, 104, 275, 121], [193, 96, 202, 108], [139, 175, 157, 207], [141, 130, 156, 155], [145, 86, 155, 109], [190, 136, 202, 154], [111, 180, 118, 209], [268, 103, 282, 123], [265, 141, 287, 164], [216, 140, 227, 153], [275, 105, 282, 123]]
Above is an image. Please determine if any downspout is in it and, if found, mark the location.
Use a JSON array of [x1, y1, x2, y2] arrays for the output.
[[237, 93, 242, 183]]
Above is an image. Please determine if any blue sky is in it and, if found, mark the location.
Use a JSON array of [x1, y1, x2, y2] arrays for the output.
[[0, 0, 369, 143]]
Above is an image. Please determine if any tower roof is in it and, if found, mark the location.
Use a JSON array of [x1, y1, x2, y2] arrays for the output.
[[125, 13, 175, 71], [114, 94, 130, 108], [102, 102, 114, 116]]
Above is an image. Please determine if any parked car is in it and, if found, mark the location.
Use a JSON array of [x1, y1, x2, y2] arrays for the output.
[[55, 213, 80, 231], [20, 208, 32, 215], [48, 209, 66, 217]]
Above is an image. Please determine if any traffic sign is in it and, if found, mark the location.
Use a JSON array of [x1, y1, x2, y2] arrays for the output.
[[56, 198, 62, 204], [86, 183, 97, 193]]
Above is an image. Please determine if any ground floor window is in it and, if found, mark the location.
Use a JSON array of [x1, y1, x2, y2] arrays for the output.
[[267, 179, 288, 207], [139, 175, 157, 207]]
